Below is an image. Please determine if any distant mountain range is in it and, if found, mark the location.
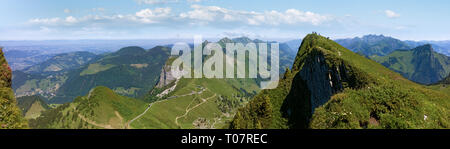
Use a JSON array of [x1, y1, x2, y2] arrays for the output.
[[335, 34, 450, 57], [22, 51, 98, 74], [404, 40, 450, 56], [371, 44, 450, 84], [335, 34, 412, 56], [3, 50, 55, 71]]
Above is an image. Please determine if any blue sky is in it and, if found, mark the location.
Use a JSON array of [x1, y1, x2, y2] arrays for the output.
[[0, 0, 449, 41]]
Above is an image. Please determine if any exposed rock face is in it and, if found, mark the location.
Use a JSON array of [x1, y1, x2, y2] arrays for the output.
[[411, 44, 446, 84], [298, 53, 344, 113], [154, 58, 187, 98], [282, 49, 369, 128], [156, 64, 178, 88]]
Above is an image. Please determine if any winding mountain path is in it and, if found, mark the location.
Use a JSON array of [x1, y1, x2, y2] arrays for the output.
[[126, 87, 206, 129], [126, 103, 153, 128], [175, 94, 216, 127]]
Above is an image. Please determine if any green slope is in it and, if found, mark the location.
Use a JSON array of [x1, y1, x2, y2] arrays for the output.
[[428, 74, 450, 96], [131, 78, 259, 129], [0, 47, 27, 129], [371, 44, 450, 84], [231, 33, 450, 129], [16, 95, 50, 119], [29, 86, 147, 129]]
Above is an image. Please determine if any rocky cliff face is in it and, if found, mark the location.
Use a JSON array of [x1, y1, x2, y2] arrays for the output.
[[281, 48, 370, 128], [156, 64, 178, 88], [151, 57, 187, 99], [0, 47, 27, 128], [411, 44, 448, 84]]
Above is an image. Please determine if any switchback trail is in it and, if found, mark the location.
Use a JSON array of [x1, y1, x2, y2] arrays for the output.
[[175, 94, 216, 128], [126, 87, 207, 129]]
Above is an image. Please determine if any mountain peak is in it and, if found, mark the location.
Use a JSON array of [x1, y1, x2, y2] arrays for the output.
[[232, 36, 253, 43], [363, 34, 386, 38], [412, 44, 433, 54], [218, 37, 233, 43], [335, 34, 410, 56], [115, 46, 146, 56]]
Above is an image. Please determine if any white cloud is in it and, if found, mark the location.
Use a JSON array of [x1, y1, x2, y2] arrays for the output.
[[28, 5, 332, 32], [29, 17, 61, 25], [135, 7, 172, 23], [29, 7, 174, 26], [136, 7, 171, 18], [65, 16, 78, 23], [385, 10, 400, 18], [179, 5, 332, 26]]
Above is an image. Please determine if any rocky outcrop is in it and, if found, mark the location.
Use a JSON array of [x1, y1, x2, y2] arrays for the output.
[[281, 48, 370, 128], [154, 57, 187, 98], [156, 64, 178, 88]]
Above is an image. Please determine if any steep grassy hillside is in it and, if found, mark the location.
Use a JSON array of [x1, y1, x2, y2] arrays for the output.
[[131, 78, 259, 129], [231, 33, 450, 129], [429, 74, 450, 96], [16, 95, 50, 119], [371, 44, 450, 84], [29, 86, 147, 129], [0, 47, 27, 129]]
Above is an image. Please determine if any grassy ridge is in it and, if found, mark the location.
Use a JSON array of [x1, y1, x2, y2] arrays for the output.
[[16, 95, 50, 119], [29, 86, 147, 129], [231, 33, 450, 129]]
